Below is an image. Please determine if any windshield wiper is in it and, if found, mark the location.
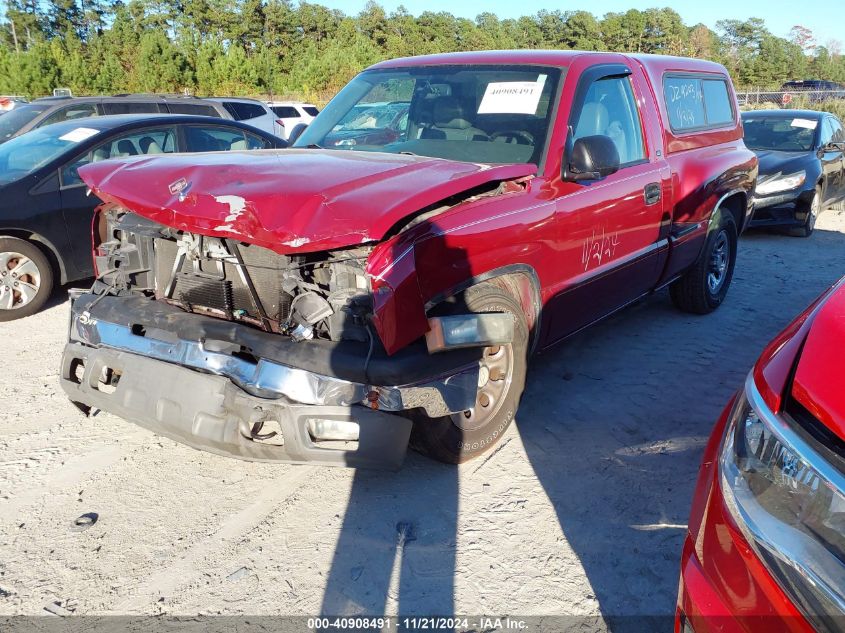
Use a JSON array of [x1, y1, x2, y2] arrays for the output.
[[306, 143, 322, 149]]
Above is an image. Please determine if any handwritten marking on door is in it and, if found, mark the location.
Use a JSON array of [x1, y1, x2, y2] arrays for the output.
[[582, 228, 620, 272]]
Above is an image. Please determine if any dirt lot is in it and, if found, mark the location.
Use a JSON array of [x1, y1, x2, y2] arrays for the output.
[[2, 211, 845, 625]]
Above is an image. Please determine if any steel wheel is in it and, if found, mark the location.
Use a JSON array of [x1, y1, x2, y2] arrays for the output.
[[706, 231, 729, 294], [452, 343, 515, 432], [0, 251, 41, 310]]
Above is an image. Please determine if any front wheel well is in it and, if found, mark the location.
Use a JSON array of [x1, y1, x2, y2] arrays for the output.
[[0, 230, 66, 284], [427, 268, 542, 355]]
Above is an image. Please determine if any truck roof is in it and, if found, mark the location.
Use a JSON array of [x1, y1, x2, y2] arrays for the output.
[[369, 49, 729, 76]]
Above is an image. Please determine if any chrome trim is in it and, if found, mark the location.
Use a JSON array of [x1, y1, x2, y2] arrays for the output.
[[719, 373, 845, 617], [69, 309, 479, 418]]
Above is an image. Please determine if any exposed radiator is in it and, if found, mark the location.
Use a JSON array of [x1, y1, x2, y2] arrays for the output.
[[153, 238, 292, 327]]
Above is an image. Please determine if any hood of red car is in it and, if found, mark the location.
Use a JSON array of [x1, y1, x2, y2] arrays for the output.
[[79, 149, 534, 254], [791, 281, 845, 441]]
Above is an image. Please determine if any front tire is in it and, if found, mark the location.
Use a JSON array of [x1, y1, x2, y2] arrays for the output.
[[411, 283, 528, 464], [787, 186, 821, 237], [670, 213, 738, 314], [0, 237, 54, 321]]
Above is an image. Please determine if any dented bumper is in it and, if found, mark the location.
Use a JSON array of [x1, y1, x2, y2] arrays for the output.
[[60, 292, 482, 469]]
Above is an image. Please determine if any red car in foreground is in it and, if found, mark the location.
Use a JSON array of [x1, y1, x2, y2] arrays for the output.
[[677, 277, 845, 632]]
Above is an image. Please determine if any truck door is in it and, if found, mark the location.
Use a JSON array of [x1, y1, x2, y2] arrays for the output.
[[544, 63, 669, 344]]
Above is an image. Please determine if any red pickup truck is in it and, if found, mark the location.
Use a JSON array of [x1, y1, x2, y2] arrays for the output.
[[60, 51, 757, 468]]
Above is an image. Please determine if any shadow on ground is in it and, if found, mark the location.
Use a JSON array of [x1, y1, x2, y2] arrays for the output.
[[318, 225, 845, 627]]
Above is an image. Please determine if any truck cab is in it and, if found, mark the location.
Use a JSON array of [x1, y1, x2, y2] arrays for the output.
[[60, 51, 757, 468]]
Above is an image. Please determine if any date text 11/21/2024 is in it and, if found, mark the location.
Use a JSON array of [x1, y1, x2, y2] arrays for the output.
[[308, 617, 530, 631]]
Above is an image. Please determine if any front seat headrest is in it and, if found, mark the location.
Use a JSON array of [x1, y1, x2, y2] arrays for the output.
[[432, 97, 472, 130], [139, 136, 163, 154], [115, 139, 138, 157]]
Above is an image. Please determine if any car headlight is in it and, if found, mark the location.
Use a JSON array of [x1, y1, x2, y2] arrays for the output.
[[755, 171, 807, 195], [720, 374, 845, 628]]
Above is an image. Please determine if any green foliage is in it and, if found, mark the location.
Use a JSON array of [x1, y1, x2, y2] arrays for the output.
[[1, 2, 844, 103]]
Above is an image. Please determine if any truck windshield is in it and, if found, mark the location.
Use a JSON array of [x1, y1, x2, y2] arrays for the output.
[[742, 116, 818, 152], [295, 65, 562, 166]]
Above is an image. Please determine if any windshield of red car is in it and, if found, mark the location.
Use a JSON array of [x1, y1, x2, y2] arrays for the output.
[[743, 116, 818, 152], [296, 65, 563, 166]]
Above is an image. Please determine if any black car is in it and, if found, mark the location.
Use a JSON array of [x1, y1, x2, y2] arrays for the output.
[[742, 110, 845, 237], [0, 114, 285, 320], [0, 94, 232, 144]]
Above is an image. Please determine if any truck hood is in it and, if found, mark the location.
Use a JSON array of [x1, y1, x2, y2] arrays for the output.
[[79, 149, 535, 254], [791, 280, 845, 442]]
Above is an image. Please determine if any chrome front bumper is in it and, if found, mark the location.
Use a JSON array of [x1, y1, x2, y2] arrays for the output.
[[60, 292, 481, 468]]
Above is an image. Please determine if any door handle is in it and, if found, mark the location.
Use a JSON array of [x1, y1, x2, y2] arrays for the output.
[[644, 182, 661, 206]]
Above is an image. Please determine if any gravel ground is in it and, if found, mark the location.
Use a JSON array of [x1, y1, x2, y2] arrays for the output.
[[2, 210, 845, 626]]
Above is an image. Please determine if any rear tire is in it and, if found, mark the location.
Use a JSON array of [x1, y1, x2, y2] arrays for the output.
[[0, 237, 54, 321], [670, 213, 737, 315], [410, 283, 528, 464], [786, 186, 821, 238]]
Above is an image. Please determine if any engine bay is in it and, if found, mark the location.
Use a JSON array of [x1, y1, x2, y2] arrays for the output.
[[94, 208, 375, 344]]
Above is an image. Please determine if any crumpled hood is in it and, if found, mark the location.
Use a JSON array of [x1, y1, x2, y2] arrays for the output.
[[791, 281, 845, 442], [79, 149, 534, 254]]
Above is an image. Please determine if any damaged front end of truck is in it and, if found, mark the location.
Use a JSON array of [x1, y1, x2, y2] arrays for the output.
[[59, 150, 524, 468]]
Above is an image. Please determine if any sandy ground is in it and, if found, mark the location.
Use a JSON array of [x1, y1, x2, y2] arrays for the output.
[[2, 210, 845, 626]]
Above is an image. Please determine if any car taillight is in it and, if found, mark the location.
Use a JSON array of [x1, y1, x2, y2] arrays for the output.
[[276, 119, 286, 127], [719, 374, 845, 629]]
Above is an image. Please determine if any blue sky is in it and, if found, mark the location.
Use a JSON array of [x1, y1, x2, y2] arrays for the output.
[[321, 0, 845, 46]]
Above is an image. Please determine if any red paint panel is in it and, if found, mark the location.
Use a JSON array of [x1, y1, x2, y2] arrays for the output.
[[750, 278, 844, 415], [791, 281, 845, 441]]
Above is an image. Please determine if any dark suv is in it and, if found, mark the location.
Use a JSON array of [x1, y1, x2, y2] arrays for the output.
[[0, 94, 230, 144], [781, 80, 845, 104]]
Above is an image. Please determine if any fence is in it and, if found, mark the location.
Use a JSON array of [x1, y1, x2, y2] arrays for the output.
[[736, 88, 845, 107]]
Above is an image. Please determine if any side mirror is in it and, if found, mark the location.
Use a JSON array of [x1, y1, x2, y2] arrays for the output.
[[821, 141, 845, 154], [287, 123, 308, 145], [564, 135, 620, 182]]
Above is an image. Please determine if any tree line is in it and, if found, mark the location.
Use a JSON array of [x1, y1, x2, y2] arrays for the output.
[[1, 0, 843, 103]]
